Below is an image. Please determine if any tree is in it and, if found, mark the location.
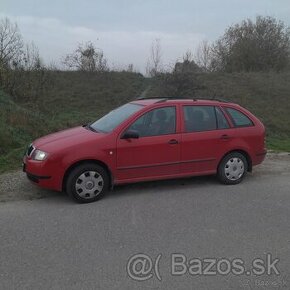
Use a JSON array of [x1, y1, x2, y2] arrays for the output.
[[151, 51, 203, 98], [146, 39, 163, 76], [63, 42, 108, 72], [195, 40, 212, 72], [127, 63, 134, 72], [0, 18, 23, 66], [6, 42, 50, 101], [22, 42, 42, 70], [211, 16, 290, 72], [0, 16, 49, 101], [174, 50, 200, 74], [0, 18, 24, 87]]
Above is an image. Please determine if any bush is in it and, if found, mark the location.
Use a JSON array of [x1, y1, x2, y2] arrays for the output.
[[210, 16, 290, 72]]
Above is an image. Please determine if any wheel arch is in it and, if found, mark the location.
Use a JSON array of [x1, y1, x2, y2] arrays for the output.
[[218, 149, 252, 172], [62, 159, 113, 192]]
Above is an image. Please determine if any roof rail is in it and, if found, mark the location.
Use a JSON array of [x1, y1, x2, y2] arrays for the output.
[[193, 97, 230, 103], [136, 96, 167, 100], [136, 96, 230, 103]]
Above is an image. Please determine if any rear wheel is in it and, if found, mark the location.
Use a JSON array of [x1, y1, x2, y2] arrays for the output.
[[217, 152, 248, 185], [66, 163, 109, 203]]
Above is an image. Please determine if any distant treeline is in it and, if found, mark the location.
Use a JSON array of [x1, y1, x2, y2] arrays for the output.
[[0, 15, 290, 101]]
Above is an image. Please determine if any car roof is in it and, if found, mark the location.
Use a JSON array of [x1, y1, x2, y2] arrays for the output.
[[131, 97, 236, 107]]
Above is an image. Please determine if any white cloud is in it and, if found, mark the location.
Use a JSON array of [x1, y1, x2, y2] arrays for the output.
[[1, 14, 206, 72]]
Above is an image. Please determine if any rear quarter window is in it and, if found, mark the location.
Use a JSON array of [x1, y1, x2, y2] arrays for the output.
[[225, 107, 254, 127]]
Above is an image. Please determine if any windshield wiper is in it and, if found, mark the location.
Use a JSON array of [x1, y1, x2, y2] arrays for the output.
[[84, 123, 98, 133], [83, 123, 108, 133]]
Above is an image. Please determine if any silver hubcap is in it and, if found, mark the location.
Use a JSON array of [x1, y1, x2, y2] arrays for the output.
[[225, 157, 245, 181], [75, 171, 104, 199]]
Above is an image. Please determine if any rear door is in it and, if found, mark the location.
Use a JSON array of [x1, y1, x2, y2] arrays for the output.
[[180, 105, 231, 174], [116, 105, 181, 181]]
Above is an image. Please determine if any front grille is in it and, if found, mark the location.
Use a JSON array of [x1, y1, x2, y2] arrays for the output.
[[27, 144, 35, 157]]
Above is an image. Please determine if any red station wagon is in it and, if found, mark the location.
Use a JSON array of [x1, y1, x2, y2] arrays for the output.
[[23, 98, 267, 203]]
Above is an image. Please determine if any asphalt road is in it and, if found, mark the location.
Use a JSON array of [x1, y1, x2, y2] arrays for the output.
[[0, 154, 290, 289]]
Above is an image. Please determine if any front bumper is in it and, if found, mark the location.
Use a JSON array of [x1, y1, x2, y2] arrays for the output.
[[23, 156, 63, 191], [26, 171, 51, 184]]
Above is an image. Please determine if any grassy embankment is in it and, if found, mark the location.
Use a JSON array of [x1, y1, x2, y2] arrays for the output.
[[194, 72, 290, 151], [0, 71, 146, 173], [0, 71, 289, 173]]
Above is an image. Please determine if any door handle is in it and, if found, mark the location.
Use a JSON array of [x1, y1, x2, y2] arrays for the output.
[[168, 139, 179, 144], [220, 134, 230, 140]]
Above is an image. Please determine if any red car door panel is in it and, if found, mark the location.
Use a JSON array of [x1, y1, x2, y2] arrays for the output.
[[116, 105, 181, 181], [116, 134, 181, 180], [180, 105, 232, 174], [180, 129, 231, 174]]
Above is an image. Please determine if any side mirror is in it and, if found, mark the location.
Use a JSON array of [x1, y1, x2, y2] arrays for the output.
[[121, 130, 139, 139]]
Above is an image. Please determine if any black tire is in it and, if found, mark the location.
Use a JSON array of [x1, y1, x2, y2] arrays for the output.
[[66, 163, 109, 203], [217, 152, 248, 185]]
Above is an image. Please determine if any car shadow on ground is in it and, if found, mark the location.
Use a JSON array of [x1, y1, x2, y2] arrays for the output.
[[0, 170, 258, 204], [42, 175, 220, 203], [107, 174, 219, 198], [105, 170, 262, 201]]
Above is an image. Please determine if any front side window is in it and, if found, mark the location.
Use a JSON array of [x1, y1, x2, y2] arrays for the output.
[[91, 103, 143, 133], [225, 108, 253, 127], [127, 106, 176, 137], [183, 106, 217, 132]]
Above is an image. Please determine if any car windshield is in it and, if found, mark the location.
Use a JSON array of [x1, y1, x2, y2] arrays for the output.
[[90, 103, 143, 133]]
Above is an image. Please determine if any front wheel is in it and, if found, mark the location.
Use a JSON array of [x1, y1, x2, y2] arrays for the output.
[[217, 152, 248, 185], [66, 163, 109, 203]]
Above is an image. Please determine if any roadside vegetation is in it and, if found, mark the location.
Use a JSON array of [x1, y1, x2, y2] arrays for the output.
[[0, 16, 290, 173], [0, 72, 146, 173]]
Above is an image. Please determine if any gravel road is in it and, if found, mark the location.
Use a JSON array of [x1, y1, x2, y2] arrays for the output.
[[0, 153, 290, 289], [0, 153, 289, 203]]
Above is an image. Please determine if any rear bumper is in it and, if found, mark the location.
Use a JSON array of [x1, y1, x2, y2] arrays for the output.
[[253, 150, 267, 166]]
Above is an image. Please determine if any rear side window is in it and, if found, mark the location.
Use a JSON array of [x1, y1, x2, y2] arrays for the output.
[[225, 108, 253, 127], [183, 106, 217, 132]]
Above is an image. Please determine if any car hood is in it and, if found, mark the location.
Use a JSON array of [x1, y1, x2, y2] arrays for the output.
[[33, 126, 105, 152]]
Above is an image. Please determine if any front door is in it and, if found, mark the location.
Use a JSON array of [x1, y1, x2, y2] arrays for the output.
[[116, 106, 180, 181]]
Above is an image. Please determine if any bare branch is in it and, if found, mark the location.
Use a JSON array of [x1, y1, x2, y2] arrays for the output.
[[146, 39, 163, 76], [195, 40, 212, 72], [0, 18, 23, 66]]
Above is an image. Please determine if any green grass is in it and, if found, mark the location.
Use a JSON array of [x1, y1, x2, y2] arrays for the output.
[[0, 70, 290, 174], [267, 137, 290, 152], [150, 71, 290, 149], [0, 90, 48, 173], [0, 71, 146, 173], [0, 147, 26, 173], [195, 71, 290, 140]]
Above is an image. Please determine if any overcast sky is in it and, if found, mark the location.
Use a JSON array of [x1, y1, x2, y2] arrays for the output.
[[1, 0, 290, 72]]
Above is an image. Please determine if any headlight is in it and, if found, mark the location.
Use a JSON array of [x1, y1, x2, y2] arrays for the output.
[[32, 150, 48, 161]]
